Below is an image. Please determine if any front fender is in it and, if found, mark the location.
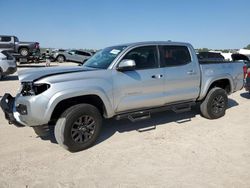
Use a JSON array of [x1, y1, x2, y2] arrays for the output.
[[43, 86, 114, 121]]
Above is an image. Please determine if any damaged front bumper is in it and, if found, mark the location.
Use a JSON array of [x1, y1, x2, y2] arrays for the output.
[[0, 93, 26, 127]]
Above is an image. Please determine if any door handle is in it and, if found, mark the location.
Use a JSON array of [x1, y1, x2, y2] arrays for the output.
[[187, 70, 196, 75], [152, 74, 163, 79]]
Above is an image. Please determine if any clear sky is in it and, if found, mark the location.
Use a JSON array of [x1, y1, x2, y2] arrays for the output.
[[1, 0, 249, 49]]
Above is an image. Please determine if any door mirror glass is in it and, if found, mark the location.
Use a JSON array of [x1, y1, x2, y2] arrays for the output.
[[117, 59, 136, 71]]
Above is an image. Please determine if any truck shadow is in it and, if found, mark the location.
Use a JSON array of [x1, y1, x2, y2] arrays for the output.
[[97, 98, 238, 146], [39, 98, 239, 147], [97, 109, 198, 145], [228, 98, 239, 108], [240, 92, 250, 99], [1, 75, 19, 81], [39, 108, 200, 145]]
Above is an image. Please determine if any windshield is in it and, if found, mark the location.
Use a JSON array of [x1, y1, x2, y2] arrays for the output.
[[84, 45, 127, 69]]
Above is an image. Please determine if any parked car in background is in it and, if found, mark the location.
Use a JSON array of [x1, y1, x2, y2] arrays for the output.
[[52, 49, 93, 63], [0, 50, 17, 80], [0, 35, 40, 57], [0, 41, 244, 152], [197, 52, 225, 62]]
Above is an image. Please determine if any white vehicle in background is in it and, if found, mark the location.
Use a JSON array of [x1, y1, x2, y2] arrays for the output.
[[238, 49, 250, 60], [0, 50, 17, 80], [52, 49, 93, 64], [208, 50, 233, 61]]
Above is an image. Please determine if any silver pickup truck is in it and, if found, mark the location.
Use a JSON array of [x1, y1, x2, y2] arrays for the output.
[[0, 41, 244, 152]]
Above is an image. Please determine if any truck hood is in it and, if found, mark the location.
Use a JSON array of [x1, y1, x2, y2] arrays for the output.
[[18, 66, 95, 82]]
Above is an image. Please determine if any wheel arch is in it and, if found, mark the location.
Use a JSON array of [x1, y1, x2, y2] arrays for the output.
[[199, 76, 234, 100], [49, 94, 109, 125], [18, 46, 29, 52]]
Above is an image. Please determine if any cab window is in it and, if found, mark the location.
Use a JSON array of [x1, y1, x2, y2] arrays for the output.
[[159, 45, 191, 67], [122, 46, 158, 70], [0, 36, 11, 42], [76, 51, 91, 56]]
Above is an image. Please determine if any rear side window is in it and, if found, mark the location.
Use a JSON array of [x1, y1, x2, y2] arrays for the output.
[[159, 45, 191, 67], [76, 51, 91, 56], [122, 46, 158, 70], [0, 36, 11, 42]]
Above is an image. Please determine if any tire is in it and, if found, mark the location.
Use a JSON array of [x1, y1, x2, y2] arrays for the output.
[[200, 87, 228, 119], [56, 55, 65, 63], [32, 125, 50, 137], [0, 69, 3, 80], [54, 104, 102, 152], [19, 48, 29, 57]]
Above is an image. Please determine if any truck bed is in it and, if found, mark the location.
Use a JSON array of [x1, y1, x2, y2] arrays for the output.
[[198, 60, 244, 100]]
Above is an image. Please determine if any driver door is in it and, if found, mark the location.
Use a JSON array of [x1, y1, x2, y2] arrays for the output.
[[112, 46, 165, 113]]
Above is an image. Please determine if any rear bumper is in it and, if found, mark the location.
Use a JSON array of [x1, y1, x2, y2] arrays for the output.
[[0, 94, 25, 127]]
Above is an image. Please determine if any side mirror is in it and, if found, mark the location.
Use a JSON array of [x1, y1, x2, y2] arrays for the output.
[[117, 59, 136, 71]]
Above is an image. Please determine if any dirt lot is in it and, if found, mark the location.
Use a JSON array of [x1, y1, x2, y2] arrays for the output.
[[0, 62, 250, 188]]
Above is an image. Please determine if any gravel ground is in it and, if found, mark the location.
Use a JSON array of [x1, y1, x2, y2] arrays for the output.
[[0, 62, 250, 188]]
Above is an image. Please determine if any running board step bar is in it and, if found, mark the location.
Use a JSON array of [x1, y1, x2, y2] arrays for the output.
[[128, 112, 151, 122], [115, 102, 195, 122], [172, 104, 192, 113]]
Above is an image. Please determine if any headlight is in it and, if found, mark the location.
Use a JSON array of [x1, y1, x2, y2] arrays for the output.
[[21, 82, 50, 96]]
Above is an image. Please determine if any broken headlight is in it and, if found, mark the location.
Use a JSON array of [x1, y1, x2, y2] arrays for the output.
[[21, 82, 50, 96]]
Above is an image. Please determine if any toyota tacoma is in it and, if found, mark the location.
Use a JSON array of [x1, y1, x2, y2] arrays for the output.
[[0, 41, 244, 152]]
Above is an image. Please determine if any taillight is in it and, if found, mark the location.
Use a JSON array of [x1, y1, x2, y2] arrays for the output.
[[243, 65, 247, 78], [244, 65, 250, 78]]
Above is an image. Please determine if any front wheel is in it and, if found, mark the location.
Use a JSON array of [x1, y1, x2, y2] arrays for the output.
[[54, 104, 102, 152], [200, 87, 228, 119]]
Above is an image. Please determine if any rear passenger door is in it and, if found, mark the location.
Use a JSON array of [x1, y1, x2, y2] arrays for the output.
[[159, 45, 200, 104], [68, 50, 78, 62], [113, 46, 165, 112]]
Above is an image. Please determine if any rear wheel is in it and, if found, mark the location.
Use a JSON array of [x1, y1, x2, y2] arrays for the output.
[[0, 69, 3, 80], [200, 87, 228, 119], [54, 104, 102, 152], [19, 48, 29, 57]]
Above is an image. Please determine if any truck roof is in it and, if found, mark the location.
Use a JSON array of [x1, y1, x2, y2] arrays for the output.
[[118, 41, 191, 48], [0, 35, 17, 38]]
